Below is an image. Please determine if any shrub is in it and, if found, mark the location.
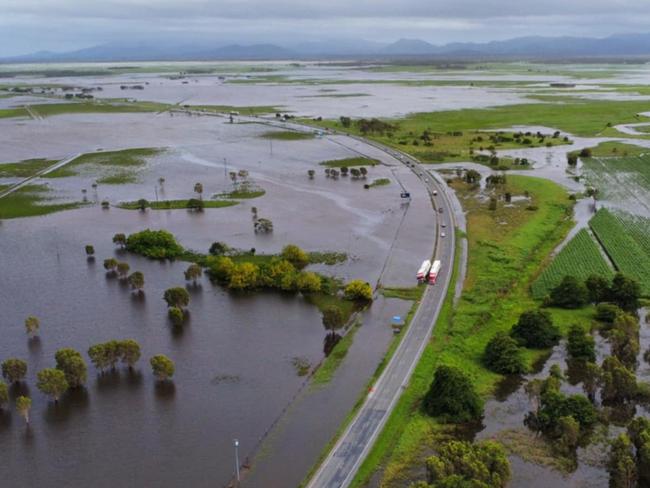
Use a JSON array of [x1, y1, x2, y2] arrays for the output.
[[423, 366, 483, 422], [483, 332, 526, 374], [567, 325, 596, 362], [344, 280, 373, 302], [511, 309, 560, 348], [125, 229, 183, 259], [281, 244, 309, 270], [548, 275, 588, 308]]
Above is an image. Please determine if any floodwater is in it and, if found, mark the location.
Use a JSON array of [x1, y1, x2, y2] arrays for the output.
[[0, 113, 436, 487]]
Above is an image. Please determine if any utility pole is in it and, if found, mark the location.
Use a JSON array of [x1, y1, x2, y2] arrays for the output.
[[234, 439, 240, 485]]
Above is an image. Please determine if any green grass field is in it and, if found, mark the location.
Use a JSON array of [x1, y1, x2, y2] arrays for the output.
[[0, 184, 81, 219], [46, 148, 161, 179], [531, 228, 614, 299], [589, 209, 650, 295], [613, 211, 650, 257], [188, 104, 282, 115], [319, 157, 379, 168], [351, 175, 576, 487], [0, 158, 59, 178], [0, 101, 167, 119], [367, 178, 391, 188], [215, 188, 265, 199]]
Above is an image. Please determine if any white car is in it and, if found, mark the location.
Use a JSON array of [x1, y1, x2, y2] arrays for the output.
[[441, 232, 446, 238]]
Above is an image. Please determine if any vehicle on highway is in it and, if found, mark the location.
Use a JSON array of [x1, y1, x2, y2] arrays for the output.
[[441, 223, 447, 228], [439, 207, 444, 213], [416, 259, 432, 282], [441, 232, 446, 238], [433, 190, 438, 196], [428, 260, 441, 284]]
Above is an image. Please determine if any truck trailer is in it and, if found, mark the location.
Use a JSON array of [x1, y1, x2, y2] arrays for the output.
[[417, 260, 431, 282], [428, 260, 441, 284]]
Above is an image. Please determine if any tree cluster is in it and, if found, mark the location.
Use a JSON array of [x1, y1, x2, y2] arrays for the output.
[[547, 273, 640, 311], [88, 339, 142, 372], [125, 229, 184, 259], [423, 365, 483, 423]]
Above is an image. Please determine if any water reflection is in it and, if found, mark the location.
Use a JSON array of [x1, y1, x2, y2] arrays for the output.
[[43, 387, 90, 425], [154, 381, 176, 401], [0, 410, 12, 430], [9, 382, 30, 400], [323, 332, 341, 356], [27, 336, 42, 354]]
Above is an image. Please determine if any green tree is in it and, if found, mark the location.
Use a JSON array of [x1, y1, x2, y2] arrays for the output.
[[596, 303, 623, 324], [483, 332, 526, 374], [103, 258, 118, 272], [601, 356, 637, 403], [55, 348, 87, 388], [116, 261, 130, 279], [184, 263, 203, 284], [549, 275, 588, 308], [423, 366, 483, 422], [194, 182, 203, 200], [127, 271, 145, 292], [586, 274, 610, 303], [511, 309, 560, 348], [206, 256, 235, 283], [610, 313, 640, 369], [168, 307, 185, 327], [163, 287, 190, 309], [281, 244, 310, 270], [0, 381, 8, 409], [85, 244, 95, 256], [425, 440, 510, 487], [137, 198, 149, 211], [556, 416, 580, 454], [16, 396, 31, 424], [120, 339, 141, 369], [567, 324, 596, 362], [608, 434, 638, 488], [609, 273, 641, 312], [37, 368, 69, 402], [88, 343, 110, 372], [125, 229, 183, 259], [228, 262, 260, 290], [322, 306, 345, 331], [209, 242, 230, 256], [344, 280, 373, 302], [582, 362, 601, 402], [2, 358, 27, 384], [464, 169, 482, 184], [24, 316, 39, 337], [295, 271, 322, 293], [112, 233, 127, 248], [150, 355, 175, 380], [307, 169, 315, 179]]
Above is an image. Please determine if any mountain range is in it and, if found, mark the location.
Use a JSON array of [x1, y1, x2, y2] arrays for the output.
[[5, 33, 650, 63]]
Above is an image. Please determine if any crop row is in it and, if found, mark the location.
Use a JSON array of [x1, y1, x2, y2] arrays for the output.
[[531, 228, 613, 299], [612, 210, 650, 258], [589, 209, 650, 296]]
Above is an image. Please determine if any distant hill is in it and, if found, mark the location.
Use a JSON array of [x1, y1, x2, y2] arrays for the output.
[[5, 32, 650, 63]]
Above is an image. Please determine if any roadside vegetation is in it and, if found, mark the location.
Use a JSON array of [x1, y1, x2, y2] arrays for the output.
[[351, 174, 578, 486], [0, 100, 167, 119], [260, 130, 314, 141], [119, 199, 237, 211], [46, 147, 161, 180], [319, 157, 379, 168]]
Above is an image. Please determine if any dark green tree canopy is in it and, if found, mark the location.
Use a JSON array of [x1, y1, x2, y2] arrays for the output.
[[483, 332, 526, 375], [423, 366, 483, 423], [548, 275, 588, 309], [567, 325, 596, 363], [511, 309, 560, 349], [163, 287, 190, 309]]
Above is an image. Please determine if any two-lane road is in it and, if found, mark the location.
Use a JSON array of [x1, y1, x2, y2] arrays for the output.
[[306, 138, 456, 488]]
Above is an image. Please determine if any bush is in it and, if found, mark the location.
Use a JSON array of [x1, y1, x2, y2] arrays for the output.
[[483, 332, 526, 374], [511, 309, 560, 348], [425, 440, 510, 487], [150, 355, 175, 380], [281, 244, 309, 270], [548, 275, 588, 308], [595, 303, 622, 324], [126, 229, 183, 259], [423, 366, 483, 422], [567, 325, 596, 362], [344, 280, 373, 302], [163, 287, 190, 308]]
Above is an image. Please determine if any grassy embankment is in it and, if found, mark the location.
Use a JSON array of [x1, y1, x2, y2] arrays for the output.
[[261, 130, 314, 141], [0, 100, 167, 119], [367, 178, 390, 188], [350, 175, 577, 487], [215, 188, 266, 199], [319, 157, 379, 168], [309, 98, 650, 164], [188, 104, 282, 115], [0, 184, 82, 219], [0, 158, 59, 178], [119, 200, 238, 210]]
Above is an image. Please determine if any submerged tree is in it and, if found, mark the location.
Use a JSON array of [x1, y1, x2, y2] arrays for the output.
[[116, 261, 130, 279], [24, 316, 40, 337], [163, 287, 190, 309], [103, 258, 118, 272], [37, 368, 69, 402], [127, 271, 145, 292], [184, 263, 203, 284], [55, 348, 87, 388], [16, 396, 32, 424], [150, 355, 175, 380], [2, 358, 27, 384], [85, 245, 95, 257], [112, 233, 127, 249], [0, 381, 8, 409]]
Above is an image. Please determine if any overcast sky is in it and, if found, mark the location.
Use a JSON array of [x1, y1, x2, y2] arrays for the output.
[[2, 0, 650, 56]]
